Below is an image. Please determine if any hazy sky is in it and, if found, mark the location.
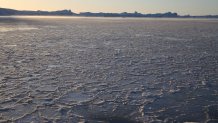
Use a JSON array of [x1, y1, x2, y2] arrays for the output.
[[0, 0, 218, 15]]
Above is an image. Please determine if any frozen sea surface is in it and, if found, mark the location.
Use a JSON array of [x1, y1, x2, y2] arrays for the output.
[[0, 16, 218, 123]]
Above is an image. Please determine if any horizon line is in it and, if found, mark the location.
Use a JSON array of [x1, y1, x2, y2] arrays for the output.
[[1, 7, 218, 16]]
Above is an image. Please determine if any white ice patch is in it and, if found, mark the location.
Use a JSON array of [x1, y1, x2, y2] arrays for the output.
[[4, 45, 17, 47], [58, 91, 93, 104]]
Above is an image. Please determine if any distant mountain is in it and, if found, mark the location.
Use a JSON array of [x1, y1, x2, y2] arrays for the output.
[[0, 8, 75, 16], [0, 7, 218, 18], [0, 8, 17, 15]]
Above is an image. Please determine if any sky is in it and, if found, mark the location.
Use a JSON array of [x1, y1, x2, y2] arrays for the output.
[[0, 0, 218, 15]]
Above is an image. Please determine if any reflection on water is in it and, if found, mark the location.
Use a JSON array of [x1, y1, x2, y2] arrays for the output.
[[0, 26, 38, 32], [0, 16, 217, 123]]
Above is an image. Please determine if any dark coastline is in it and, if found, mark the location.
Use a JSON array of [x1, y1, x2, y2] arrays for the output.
[[1, 7, 218, 18]]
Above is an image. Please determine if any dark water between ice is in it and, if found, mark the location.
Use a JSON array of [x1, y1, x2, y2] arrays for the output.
[[0, 16, 218, 123]]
